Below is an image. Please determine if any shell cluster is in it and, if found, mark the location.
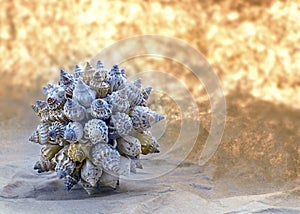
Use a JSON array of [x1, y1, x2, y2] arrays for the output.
[[29, 60, 164, 194]]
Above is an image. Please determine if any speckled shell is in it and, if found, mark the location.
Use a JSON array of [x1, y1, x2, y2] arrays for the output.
[[84, 119, 108, 144], [142, 86, 152, 100], [73, 64, 84, 82], [48, 109, 69, 122], [110, 112, 132, 137], [48, 121, 65, 144], [82, 62, 95, 85], [67, 143, 87, 163], [89, 71, 110, 98], [117, 136, 141, 157], [89, 143, 120, 176], [34, 158, 55, 173], [107, 89, 130, 113], [41, 144, 63, 160], [99, 171, 119, 189], [129, 106, 164, 132], [106, 65, 127, 92], [80, 180, 98, 195], [63, 98, 86, 122], [73, 79, 96, 108], [135, 131, 160, 155], [32, 100, 50, 122], [90, 99, 112, 119], [54, 148, 76, 179], [64, 174, 79, 191], [64, 122, 84, 142], [43, 84, 66, 110], [59, 69, 75, 97], [81, 159, 102, 187], [29, 122, 50, 145], [125, 79, 147, 107]]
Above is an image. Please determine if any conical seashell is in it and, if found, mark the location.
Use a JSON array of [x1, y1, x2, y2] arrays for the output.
[[73, 79, 96, 108], [54, 148, 76, 179], [44, 84, 66, 110], [63, 98, 86, 122], [135, 131, 160, 155], [142, 86, 152, 100], [117, 136, 141, 157], [32, 100, 50, 122], [107, 89, 130, 113], [82, 62, 95, 85], [81, 159, 102, 187], [129, 106, 164, 132], [41, 144, 63, 160], [73, 64, 84, 82], [67, 143, 87, 163], [80, 180, 98, 195], [95, 60, 108, 80], [29, 122, 50, 145], [59, 69, 75, 97], [105, 65, 127, 92], [125, 79, 147, 107], [48, 121, 65, 144], [89, 71, 110, 98], [64, 174, 79, 191], [110, 112, 132, 137], [99, 171, 119, 189], [84, 119, 108, 144], [89, 143, 121, 176], [64, 122, 84, 142], [90, 99, 112, 119], [34, 158, 55, 173], [48, 109, 69, 122]]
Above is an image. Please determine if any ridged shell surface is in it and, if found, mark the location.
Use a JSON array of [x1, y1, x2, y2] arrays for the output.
[[64, 122, 84, 142], [110, 112, 132, 137], [117, 136, 141, 157], [81, 159, 102, 187], [63, 98, 86, 122], [73, 79, 96, 108], [91, 99, 112, 119], [84, 119, 108, 144]]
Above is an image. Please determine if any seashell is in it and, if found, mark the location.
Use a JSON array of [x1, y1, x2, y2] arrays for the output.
[[59, 69, 75, 97], [99, 171, 119, 189], [48, 109, 69, 122], [32, 100, 50, 122], [41, 144, 63, 160], [67, 143, 87, 163], [54, 148, 76, 179], [110, 112, 132, 137], [105, 65, 127, 92], [48, 121, 65, 144], [80, 180, 98, 195], [63, 98, 86, 122], [95, 60, 108, 80], [135, 131, 160, 155], [117, 136, 141, 157], [142, 86, 152, 100], [34, 158, 55, 173], [84, 119, 108, 144], [82, 62, 95, 85], [125, 79, 147, 107], [119, 155, 131, 176], [89, 143, 121, 176], [64, 122, 84, 142], [89, 71, 110, 98], [130, 157, 143, 174], [107, 89, 130, 113], [81, 159, 102, 187], [43, 84, 66, 110], [29, 122, 50, 145], [90, 99, 112, 119], [73, 64, 84, 82], [73, 79, 96, 108], [64, 174, 79, 191], [129, 106, 164, 132]]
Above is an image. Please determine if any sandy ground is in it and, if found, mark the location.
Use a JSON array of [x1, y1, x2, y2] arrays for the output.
[[0, 93, 299, 214]]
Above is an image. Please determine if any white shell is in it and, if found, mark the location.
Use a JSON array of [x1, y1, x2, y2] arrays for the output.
[[90, 99, 112, 119], [84, 119, 108, 144], [59, 69, 75, 97], [107, 89, 130, 113], [117, 136, 141, 157], [63, 98, 86, 122], [99, 171, 119, 189], [64, 122, 84, 142], [110, 112, 132, 137], [125, 79, 146, 107], [54, 148, 76, 178], [29, 122, 50, 145], [81, 159, 102, 187], [43, 84, 66, 110], [106, 65, 127, 92], [73, 79, 96, 108], [48, 121, 65, 144], [34, 158, 55, 173], [32, 100, 50, 122]]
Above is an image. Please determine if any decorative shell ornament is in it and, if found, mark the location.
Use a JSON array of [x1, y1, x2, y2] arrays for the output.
[[29, 60, 165, 194]]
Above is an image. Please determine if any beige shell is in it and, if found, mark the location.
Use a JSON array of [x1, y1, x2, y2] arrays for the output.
[[82, 62, 95, 85], [99, 171, 119, 189], [135, 131, 160, 155], [67, 143, 87, 163], [41, 144, 63, 160], [117, 136, 141, 157], [29, 122, 50, 145], [89, 71, 110, 98], [81, 159, 102, 187]]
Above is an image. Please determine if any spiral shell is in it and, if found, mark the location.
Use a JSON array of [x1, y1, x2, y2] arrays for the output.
[[89, 143, 121, 176], [59, 69, 75, 97], [63, 98, 86, 122], [64, 122, 84, 142], [73, 79, 96, 108], [41, 144, 63, 160], [80, 180, 98, 195], [43, 84, 66, 110], [54, 148, 76, 179], [89, 62, 110, 98], [67, 143, 87, 163], [73, 64, 84, 82], [129, 106, 164, 132], [107, 89, 130, 113], [106, 65, 127, 92], [117, 136, 141, 157], [125, 79, 147, 107], [34, 158, 55, 173], [48, 121, 65, 144], [29, 122, 50, 145], [84, 119, 108, 144], [135, 131, 160, 155], [64, 174, 79, 191], [82, 62, 95, 85], [32, 100, 50, 122], [110, 112, 132, 137], [90, 99, 112, 119], [81, 159, 102, 187], [142, 86, 152, 100]]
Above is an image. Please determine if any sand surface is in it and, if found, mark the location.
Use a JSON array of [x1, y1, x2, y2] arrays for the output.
[[0, 93, 299, 214]]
